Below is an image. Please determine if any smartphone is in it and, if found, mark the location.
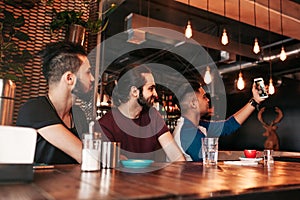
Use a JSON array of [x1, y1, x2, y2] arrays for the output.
[[254, 78, 268, 98]]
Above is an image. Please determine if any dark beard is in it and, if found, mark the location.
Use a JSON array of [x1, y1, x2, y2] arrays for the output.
[[71, 78, 93, 102], [137, 88, 154, 109]]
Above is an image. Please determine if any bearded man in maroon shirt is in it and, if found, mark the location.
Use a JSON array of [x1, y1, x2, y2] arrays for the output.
[[97, 64, 185, 162]]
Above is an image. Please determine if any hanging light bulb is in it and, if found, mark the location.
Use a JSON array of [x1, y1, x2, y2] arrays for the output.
[[279, 46, 287, 61], [185, 20, 192, 39], [237, 71, 245, 90], [204, 66, 212, 84], [279, 0, 287, 61], [268, 60, 275, 95], [268, 78, 275, 95], [221, 0, 229, 45], [252, 0, 261, 54], [267, 0, 275, 96], [236, 0, 245, 91], [253, 38, 260, 54], [221, 29, 229, 45]]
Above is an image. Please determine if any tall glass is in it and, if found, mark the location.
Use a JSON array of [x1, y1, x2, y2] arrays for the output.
[[81, 134, 101, 171], [202, 137, 219, 166]]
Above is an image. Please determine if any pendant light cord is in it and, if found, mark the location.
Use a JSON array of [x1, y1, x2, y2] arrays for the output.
[[254, 0, 256, 27], [280, 0, 283, 36], [280, 0, 284, 47], [207, 0, 209, 11], [268, 0, 272, 79], [238, 0, 241, 70], [147, 0, 150, 27], [188, 0, 190, 19]]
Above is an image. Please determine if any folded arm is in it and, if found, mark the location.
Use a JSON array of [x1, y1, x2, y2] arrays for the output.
[[158, 131, 186, 162], [38, 124, 82, 163]]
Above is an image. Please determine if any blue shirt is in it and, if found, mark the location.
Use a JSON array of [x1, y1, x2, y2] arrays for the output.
[[173, 116, 241, 161]]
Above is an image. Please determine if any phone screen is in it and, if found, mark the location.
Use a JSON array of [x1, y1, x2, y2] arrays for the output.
[[254, 78, 268, 98]]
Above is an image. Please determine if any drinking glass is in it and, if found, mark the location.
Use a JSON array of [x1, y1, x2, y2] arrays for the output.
[[81, 134, 101, 171], [202, 137, 219, 166]]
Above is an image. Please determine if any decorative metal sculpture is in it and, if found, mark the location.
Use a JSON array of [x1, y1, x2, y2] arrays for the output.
[[257, 107, 283, 150]]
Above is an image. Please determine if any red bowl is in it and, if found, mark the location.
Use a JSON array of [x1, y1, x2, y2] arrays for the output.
[[244, 150, 257, 158]]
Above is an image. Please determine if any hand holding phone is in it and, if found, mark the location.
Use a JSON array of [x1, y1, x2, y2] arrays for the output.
[[254, 78, 268, 99]]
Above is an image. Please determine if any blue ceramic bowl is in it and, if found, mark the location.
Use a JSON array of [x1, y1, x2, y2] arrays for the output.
[[121, 159, 154, 168]]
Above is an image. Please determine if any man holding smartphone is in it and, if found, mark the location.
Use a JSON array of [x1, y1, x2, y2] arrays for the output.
[[254, 77, 269, 99], [173, 79, 267, 161]]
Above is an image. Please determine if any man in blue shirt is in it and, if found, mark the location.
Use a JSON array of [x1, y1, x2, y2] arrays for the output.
[[173, 81, 265, 161]]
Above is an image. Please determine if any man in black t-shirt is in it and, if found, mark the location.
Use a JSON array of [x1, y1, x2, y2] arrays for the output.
[[16, 42, 94, 164]]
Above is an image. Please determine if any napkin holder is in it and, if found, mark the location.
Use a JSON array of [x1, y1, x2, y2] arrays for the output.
[[0, 164, 34, 182], [0, 126, 37, 183]]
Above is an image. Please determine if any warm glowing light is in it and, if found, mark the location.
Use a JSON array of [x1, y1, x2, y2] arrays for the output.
[[237, 72, 245, 90], [185, 20, 192, 38], [279, 46, 287, 61], [100, 102, 109, 106], [253, 38, 260, 54], [221, 29, 229, 45], [268, 78, 275, 95], [96, 93, 101, 107], [204, 66, 212, 84]]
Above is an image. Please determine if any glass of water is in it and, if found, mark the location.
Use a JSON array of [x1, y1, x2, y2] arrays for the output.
[[202, 137, 219, 166]]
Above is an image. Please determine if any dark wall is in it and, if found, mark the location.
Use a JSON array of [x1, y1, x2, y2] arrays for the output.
[[219, 78, 300, 152]]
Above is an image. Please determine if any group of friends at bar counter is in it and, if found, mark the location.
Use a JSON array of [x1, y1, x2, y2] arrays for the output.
[[16, 42, 266, 164]]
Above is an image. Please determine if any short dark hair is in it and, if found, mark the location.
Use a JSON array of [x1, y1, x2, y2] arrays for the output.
[[40, 42, 87, 84], [176, 80, 203, 102], [175, 80, 206, 114], [112, 64, 152, 106]]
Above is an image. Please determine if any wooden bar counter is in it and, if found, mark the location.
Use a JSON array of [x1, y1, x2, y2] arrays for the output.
[[1, 160, 300, 199]]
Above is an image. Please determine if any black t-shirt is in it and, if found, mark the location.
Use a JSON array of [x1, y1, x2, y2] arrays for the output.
[[16, 96, 88, 164]]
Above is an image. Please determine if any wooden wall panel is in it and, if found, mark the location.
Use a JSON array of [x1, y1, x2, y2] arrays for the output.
[[0, 0, 96, 124]]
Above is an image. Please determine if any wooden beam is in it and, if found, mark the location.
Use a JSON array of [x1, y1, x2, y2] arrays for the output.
[[126, 13, 259, 59], [175, 0, 300, 40]]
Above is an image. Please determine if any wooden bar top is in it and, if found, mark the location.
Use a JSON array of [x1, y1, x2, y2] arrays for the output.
[[1, 160, 300, 199]]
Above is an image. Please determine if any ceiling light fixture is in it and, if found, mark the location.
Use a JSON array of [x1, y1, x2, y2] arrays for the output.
[[203, 0, 212, 85], [268, 62, 275, 95], [185, 0, 192, 38], [267, 0, 275, 95], [221, 29, 229, 45], [204, 66, 212, 84], [279, 0, 287, 61], [253, 0, 260, 54], [236, 0, 244, 90], [253, 38, 260, 54], [279, 47, 287, 61], [221, 0, 229, 45], [237, 71, 245, 90], [269, 79, 275, 95], [204, 46, 212, 84], [185, 20, 192, 38]]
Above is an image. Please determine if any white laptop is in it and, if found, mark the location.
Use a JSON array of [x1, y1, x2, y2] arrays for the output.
[[0, 125, 37, 164]]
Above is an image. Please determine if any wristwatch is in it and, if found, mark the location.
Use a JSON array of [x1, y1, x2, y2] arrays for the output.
[[249, 98, 260, 111]]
